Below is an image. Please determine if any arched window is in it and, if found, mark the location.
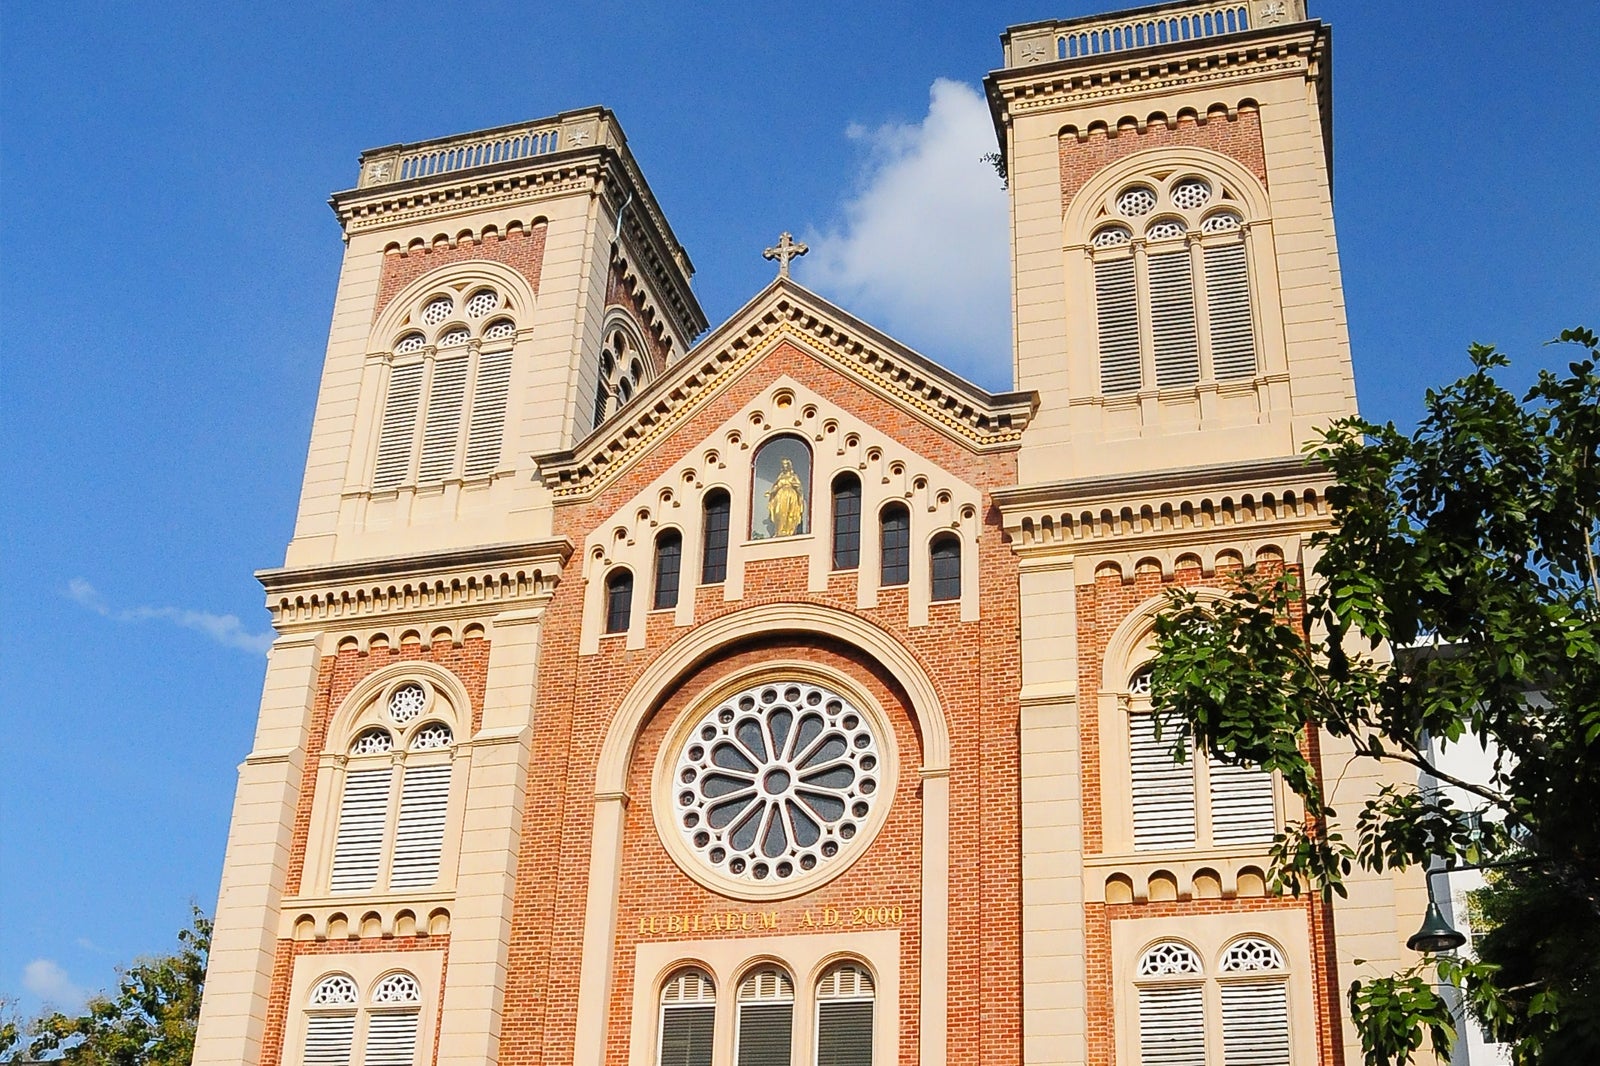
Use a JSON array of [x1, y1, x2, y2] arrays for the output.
[[831, 473, 862, 570], [1135, 941, 1206, 1065], [816, 962, 874, 1066], [605, 568, 634, 634], [658, 968, 715, 1066], [879, 504, 910, 587], [372, 285, 517, 489], [1218, 938, 1290, 1066], [590, 323, 649, 432], [751, 436, 812, 540], [701, 490, 731, 584], [1090, 171, 1258, 395], [929, 533, 961, 601], [1126, 665, 1275, 851], [735, 968, 793, 1066], [330, 681, 456, 894], [653, 530, 683, 610], [302, 971, 422, 1066]]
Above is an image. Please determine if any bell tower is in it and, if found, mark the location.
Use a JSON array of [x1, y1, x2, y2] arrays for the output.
[[987, 0, 1356, 483]]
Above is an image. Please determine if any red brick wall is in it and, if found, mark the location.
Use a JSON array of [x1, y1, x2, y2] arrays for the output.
[[374, 222, 548, 323], [259, 934, 451, 1066], [284, 636, 490, 898], [498, 339, 1023, 1066], [1060, 106, 1267, 212]]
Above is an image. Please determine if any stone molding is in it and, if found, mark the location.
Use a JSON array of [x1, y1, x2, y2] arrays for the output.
[[257, 539, 571, 632], [535, 279, 1038, 499]]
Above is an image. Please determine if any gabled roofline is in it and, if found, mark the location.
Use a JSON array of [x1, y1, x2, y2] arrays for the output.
[[533, 277, 1038, 497]]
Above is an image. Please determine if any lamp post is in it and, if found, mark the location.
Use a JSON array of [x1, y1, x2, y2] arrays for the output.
[[1407, 866, 1468, 954]]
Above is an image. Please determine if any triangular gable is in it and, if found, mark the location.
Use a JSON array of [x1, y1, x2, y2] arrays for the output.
[[533, 277, 1038, 499]]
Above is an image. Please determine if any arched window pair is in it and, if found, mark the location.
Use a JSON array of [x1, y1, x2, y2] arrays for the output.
[[331, 681, 456, 894], [592, 323, 648, 430], [1135, 938, 1290, 1066], [832, 477, 960, 601], [1090, 171, 1258, 395], [372, 286, 517, 490], [1125, 667, 1275, 851], [303, 971, 422, 1066], [601, 526, 685, 634], [658, 963, 874, 1066]]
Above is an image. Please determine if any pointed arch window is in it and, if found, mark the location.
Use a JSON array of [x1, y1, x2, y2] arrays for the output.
[[702, 490, 731, 584], [372, 285, 517, 489], [329, 681, 456, 895], [605, 568, 634, 633], [831, 473, 862, 569], [879, 504, 911, 587], [1089, 172, 1258, 395], [735, 968, 794, 1066], [658, 968, 715, 1066], [653, 530, 683, 610], [816, 963, 875, 1066], [590, 322, 650, 432]]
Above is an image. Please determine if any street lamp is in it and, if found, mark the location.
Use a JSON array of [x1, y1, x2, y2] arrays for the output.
[[1407, 868, 1467, 954]]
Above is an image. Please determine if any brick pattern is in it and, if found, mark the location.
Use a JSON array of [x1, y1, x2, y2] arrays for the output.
[[1076, 559, 1342, 1066], [258, 934, 451, 1066], [498, 339, 1023, 1065], [374, 223, 548, 323], [284, 637, 490, 898], [1060, 106, 1267, 212]]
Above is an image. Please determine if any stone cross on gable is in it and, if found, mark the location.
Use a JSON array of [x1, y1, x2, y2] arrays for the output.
[[763, 232, 809, 278]]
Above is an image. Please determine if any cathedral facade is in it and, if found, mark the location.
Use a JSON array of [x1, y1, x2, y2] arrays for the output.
[[193, 3, 1427, 1064]]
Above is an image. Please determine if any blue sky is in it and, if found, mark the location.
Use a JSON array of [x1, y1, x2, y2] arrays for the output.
[[1, 0, 1595, 1017]]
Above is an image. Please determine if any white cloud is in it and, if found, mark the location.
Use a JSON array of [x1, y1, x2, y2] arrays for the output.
[[22, 959, 88, 1011], [797, 79, 1012, 390], [67, 577, 273, 655]]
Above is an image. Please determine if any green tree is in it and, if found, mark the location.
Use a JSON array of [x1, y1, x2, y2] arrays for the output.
[[1147, 329, 1600, 1066], [10, 910, 210, 1066]]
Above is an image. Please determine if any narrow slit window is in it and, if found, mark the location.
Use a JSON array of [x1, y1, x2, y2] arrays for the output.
[[653, 530, 683, 610], [930, 533, 961, 601], [605, 569, 633, 634], [831, 473, 862, 570], [701, 491, 731, 584], [880, 504, 910, 587]]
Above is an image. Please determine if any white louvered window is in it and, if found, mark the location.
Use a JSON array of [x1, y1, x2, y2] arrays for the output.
[[364, 974, 422, 1066], [327, 679, 458, 896], [1129, 713, 1197, 850], [1090, 172, 1260, 395], [304, 975, 359, 1066], [736, 969, 794, 1066], [1220, 939, 1291, 1066], [816, 963, 875, 1066], [1208, 756, 1277, 846], [1136, 943, 1206, 1066], [659, 969, 715, 1066], [368, 286, 518, 491]]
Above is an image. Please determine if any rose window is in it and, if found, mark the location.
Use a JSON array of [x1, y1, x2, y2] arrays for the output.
[[421, 297, 453, 326], [673, 682, 881, 884], [388, 683, 427, 724]]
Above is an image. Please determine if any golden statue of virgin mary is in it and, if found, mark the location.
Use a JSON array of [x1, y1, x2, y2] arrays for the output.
[[765, 458, 806, 537]]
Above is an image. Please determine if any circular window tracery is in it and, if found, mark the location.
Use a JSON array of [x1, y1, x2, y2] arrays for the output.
[[464, 289, 499, 319], [1146, 218, 1187, 242], [309, 975, 359, 1006], [1138, 941, 1203, 976], [1201, 211, 1242, 233], [438, 327, 470, 347], [482, 318, 516, 341], [394, 332, 426, 355], [1117, 185, 1158, 217], [388, 683, 428, 724], [1221, 937, 1285, 972], [1092, 225, 1132, 248], [1170, 178, 1213, 210], [672, 681, 882, 886], [421, 297, 454, 326], [409, 722, 453, 751], [371, 973, 421, 1004], [350, 727, 394, 756]]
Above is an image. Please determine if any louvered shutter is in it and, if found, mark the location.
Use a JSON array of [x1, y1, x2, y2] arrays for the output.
[[417, 356, 468, 482], [658, 1006, 714, 1066], [1095, 257, 1141, 394], [1137, 984, 1206, 1066], [1129, 715, 1197, 850], [1209, 756, 1277, 846], [1149, 249, 1200, 387], [304, 1013, 356, 1066], [817, 1001, 873, 1066], [1205, 242, 1257, 380], [736, 1003, 793, 1066], [363, 1011, 419, 1066], [463, 350, 512, 477], [372, 363, 424, 489], [330, 768, 392, 892], [1221, 981, 1291, 1066], [390, 763, 451, 889]]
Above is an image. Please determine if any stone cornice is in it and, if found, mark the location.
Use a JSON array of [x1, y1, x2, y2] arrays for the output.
[[532, 278, 1038, 499], [994, 455, 1337, 554], [257, 539, 572, 632]]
